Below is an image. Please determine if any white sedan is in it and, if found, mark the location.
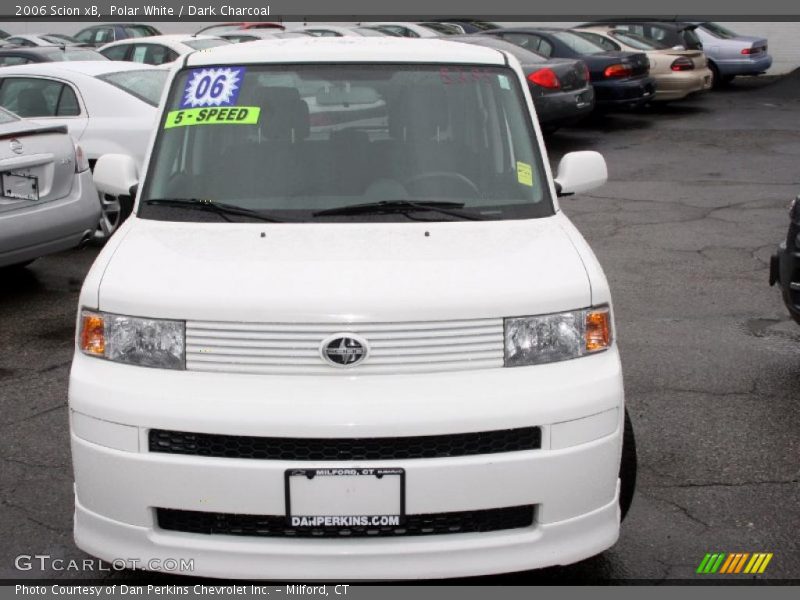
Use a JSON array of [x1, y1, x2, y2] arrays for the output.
[[0, 61, 167, 239], [98, 34, 230, 65]]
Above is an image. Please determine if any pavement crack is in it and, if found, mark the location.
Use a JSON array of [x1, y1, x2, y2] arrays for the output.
[[0, 498, 68, 535], [0, 456, 70, 471], [652, 478, 799, 490], [0, 402, 66, 429], [640, 491, 711, 530]]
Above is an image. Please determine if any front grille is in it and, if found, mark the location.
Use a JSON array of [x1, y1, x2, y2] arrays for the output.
[[156, 505, 535, 538], [149, 427, 542, 461], [184, 318, 504, 375]]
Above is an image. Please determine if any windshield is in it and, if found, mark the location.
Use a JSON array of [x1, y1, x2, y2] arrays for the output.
[[184, 38, 231, 51], [552, 31, 606, 55], [700, 22, 739, 39], [96, 69, 169, 106], [44, 48, 106, 61], [140, 64, 552, 223]]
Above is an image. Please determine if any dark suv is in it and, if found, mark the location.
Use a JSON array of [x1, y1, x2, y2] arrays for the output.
[[576, 21, 703, 50], [770, 196, 800, 325]]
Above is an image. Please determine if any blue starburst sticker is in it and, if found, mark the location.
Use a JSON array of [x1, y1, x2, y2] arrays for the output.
[[180, 67, 245, 109]]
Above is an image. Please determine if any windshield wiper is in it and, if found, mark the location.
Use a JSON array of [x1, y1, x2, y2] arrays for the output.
[[312, 200, 486, 221], [144, 198, 285, 223]]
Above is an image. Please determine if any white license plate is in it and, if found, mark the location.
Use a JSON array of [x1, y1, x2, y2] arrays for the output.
[[285, 467, 404, 528], [2, 172, 39, 201]]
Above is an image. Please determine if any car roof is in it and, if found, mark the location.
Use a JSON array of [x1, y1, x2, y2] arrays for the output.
[[490, 27, 566, 33], [0, 46, 93, 57], [0, 60, 159, 77], [184, 37, 506, 67], [104, 34, 220, 46], [576, 21, 694, 30]]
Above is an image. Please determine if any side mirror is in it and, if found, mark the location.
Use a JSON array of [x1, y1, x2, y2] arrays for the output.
[[93, 154, 139, 198], [554, 151, 607, 196]]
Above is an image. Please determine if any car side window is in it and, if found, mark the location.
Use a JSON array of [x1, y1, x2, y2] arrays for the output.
[[56, 85, 81, 116], [74, 29, 94, 43], [0, 77, 81, 118], [502, 33, 540, 53], [100, 45, 129, 61], [131, 45, 149, 63], [537, 39, 554, 57], [0, 56, 31, 66], [650, 26, 668, 42], [94, 28, 114, 44], [130, 44, 177, 65], [579, 32, 619, 51]]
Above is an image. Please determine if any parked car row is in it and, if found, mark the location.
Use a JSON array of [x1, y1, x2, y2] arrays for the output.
[[0, 20, 775, 270]]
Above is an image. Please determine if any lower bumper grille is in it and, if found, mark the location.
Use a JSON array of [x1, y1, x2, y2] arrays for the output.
[[149, 427, 541, 461], [156, 505, 535, 538]]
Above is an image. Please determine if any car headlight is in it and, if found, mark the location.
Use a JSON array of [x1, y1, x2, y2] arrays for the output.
[[79, 310, 185, 370], [504, 306, 612, 367]]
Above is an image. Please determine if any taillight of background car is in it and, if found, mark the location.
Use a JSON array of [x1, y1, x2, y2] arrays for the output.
[[670, 57, 695, 71], [603, 64, 632, 79], [527, 68, 560, 89]]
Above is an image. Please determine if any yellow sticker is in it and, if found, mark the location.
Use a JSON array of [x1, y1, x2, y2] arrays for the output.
[[516, 161, 533, 187], [164, 106, 260, 129]]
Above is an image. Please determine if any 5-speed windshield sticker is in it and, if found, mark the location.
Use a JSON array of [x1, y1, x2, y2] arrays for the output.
[[516, 161, 533, 187], [164, 106, 261, 129], [181, 67, 245, 108]]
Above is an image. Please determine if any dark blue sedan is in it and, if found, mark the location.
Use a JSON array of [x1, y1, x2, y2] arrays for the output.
[[484, 27, 657, 109]]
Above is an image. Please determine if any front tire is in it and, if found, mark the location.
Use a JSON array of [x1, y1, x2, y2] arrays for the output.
[[619, 408, 637, 521]]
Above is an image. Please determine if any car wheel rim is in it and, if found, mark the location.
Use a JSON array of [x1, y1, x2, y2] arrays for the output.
[[94, 192, 122, 241]]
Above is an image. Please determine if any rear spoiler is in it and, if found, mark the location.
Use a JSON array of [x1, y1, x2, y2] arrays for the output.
[[0, 124, 68, 139]]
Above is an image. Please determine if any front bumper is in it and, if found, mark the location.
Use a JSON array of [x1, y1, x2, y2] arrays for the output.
[[69, 349, 625, 579], [0, 169, 99, 267]]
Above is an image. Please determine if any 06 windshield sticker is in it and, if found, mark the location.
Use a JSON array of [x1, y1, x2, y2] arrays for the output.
[[181, 67, 245, 108], [516, 161, 533, 187], [164, 106, 260, 129], [166, 66, 259, 129]]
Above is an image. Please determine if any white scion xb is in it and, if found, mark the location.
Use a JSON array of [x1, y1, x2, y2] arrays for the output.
[[70, 37, 636, 580]]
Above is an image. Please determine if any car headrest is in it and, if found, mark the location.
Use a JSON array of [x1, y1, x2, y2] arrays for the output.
[[388, 85, 449, 142], [250, 86, 310, 141]]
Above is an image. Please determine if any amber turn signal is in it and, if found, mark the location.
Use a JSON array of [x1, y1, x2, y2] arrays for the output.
[[585, 308, 611, 352], [80, 312, 105, 356]]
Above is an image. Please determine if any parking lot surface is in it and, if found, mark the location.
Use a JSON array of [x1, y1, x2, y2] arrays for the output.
[[1, 74, 799, 582]]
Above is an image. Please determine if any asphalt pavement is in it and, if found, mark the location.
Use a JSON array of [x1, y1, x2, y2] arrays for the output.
[[1, 74, 798, 583]]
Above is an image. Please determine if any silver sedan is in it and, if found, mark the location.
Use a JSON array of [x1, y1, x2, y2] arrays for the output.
[[0, 107, 100, 268]]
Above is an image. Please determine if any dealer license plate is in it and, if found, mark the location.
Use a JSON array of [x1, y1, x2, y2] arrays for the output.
[[2, 172, 39, 201], [285, 467, 405, 528]]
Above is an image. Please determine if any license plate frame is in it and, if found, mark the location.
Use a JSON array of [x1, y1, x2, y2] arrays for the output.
[[285, 467, 405, 529], [2, 171, 39, 201]]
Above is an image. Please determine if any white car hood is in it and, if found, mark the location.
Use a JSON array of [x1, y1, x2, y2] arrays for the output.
[[97, 215, 591, 323]]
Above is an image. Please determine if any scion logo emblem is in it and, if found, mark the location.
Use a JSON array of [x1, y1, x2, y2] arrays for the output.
[[320, 333, 369, 367], [9, 139, 23, 154]]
